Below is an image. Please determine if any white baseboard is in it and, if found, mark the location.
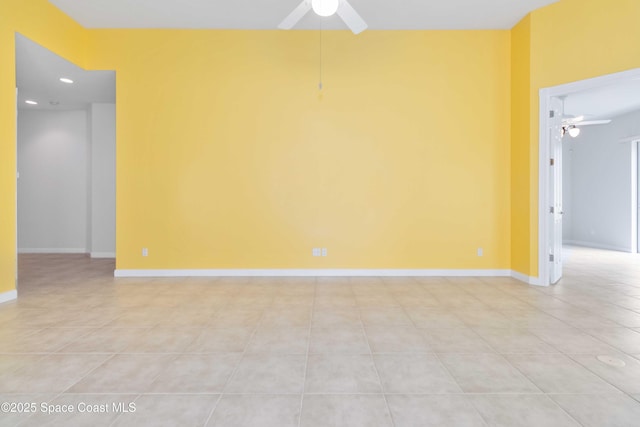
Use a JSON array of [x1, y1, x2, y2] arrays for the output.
[[18, 248, 87, 254], [91, 252, 115, 259], [0, 290, 17, 304], [510, 270, 542, 286], [564, 240, 632, 253], [115, 268, 513, 278]]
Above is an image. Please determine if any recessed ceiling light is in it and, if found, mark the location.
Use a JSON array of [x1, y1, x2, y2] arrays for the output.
[[59, 77, 74, 84], [25, 100, 38, 105]]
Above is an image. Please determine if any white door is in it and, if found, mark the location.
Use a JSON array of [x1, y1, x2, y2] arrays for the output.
[[549, 96, 564, 284]]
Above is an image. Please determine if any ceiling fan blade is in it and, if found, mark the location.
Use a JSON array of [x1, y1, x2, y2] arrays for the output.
[[337, 0, 367, 35], [561, 115, 584, 124], [576, 120, 612, 126], [278, 0, 312, 30]]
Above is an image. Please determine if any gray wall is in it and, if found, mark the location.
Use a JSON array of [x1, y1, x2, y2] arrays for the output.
[[90, 103, 116, 257], [18, 104, 116, 256], [18, 109, 89, 252], [563, 109, 640, 252]]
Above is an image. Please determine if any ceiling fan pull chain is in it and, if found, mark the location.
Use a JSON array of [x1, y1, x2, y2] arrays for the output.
[[319, 19, 323, 90]]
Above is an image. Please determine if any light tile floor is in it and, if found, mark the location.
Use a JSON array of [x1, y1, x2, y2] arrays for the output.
[[1, 247, 640, 426]]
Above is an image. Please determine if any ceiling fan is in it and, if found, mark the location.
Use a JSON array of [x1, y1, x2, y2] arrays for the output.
[[278, 0, 368, 35], [562, 115, 612, 127], [558, 96, 612, 137], [561, 115, 612, 137]]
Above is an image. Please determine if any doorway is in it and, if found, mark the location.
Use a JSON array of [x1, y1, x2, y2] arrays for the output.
[[15, 34, 116, 286], [539, 68, 640, 286]]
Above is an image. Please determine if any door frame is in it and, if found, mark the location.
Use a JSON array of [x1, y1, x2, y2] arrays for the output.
[[538, 67, 640, 286], [633, 140, 639, 255]]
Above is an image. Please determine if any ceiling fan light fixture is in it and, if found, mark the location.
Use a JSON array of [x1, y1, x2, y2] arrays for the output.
[[568, 125, 581, 138], [312, 0, 339, 17], [279, 0, 366, 35]]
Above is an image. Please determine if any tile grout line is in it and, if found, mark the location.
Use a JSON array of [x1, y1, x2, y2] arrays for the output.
[[297, 277, 317, 427], [412, 278, 543, 426], [359, 277, 397, 427], [561, 352, 640, 399], [8, 252, 640, 425], [577, 328, 640, 356], [498, 354, 590, 427], [96, 280, 239, 424], [28, 390, 617, 397], [210, 279, 271, 420], [412, 278, 587, 427], [57, 352, 118, 395], [201, 394, 222, 427], [107, 393, 145, 427], [537, 395, 588, 427], [397, 279, 490, 426], [186, 277, 255, 424]]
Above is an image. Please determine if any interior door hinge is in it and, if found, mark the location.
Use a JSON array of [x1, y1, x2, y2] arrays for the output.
[[549, 254, 555, 262], [549, 110, 555, 118], [550, 206, 555, 213], [550, 158, 555, 166]]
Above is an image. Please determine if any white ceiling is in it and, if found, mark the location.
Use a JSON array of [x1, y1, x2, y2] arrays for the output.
[[16, 34, 115, 111], [48, 0, 558, 31], [564, 79, 640, 120]]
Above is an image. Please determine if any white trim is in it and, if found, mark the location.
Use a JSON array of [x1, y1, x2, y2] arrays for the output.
[[0, 290, 17, 304], [510, 270, 541, 286], [564, 240, 632, 253], [91, 252, 115, 259], [18, 248, 86, 254], [539, 87, 552, 288], [115, 268, 513, 278], [631, 141, 638, 254], [538, 68, 640, 287], [619, 135, 640, 143]]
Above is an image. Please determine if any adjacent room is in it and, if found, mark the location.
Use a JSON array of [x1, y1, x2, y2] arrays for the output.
[[559, 80, 640, 288], [561, 82, 640, 254], [1, 0, 640, 426], [16, 34, 116, 260]]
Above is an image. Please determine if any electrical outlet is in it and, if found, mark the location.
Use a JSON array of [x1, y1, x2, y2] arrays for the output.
[[321, 248, 327, 257], [312, 248, 321, 257], [477, 248, 483, 257], [142, 248, 148, 257]]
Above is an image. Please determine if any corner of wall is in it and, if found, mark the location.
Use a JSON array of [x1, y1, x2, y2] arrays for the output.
[[1, 0, 90, 294], [510, 14, 534, 277]]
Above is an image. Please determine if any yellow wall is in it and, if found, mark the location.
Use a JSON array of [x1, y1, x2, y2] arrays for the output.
[[510, 16, 531, 276], [0, 0, 640, 293], [0, 0, 86, 294], [510, 0, 640, 277], [87, 30, 511, 270], [8, 0, 634, 290]]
